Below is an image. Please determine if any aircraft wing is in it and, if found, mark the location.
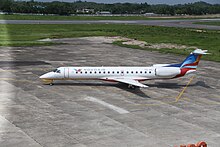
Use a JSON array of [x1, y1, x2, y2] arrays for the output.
[[102, 77, 148, 88]]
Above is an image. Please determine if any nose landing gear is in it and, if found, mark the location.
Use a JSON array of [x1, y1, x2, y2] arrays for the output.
[[41, 79, 54, 85]]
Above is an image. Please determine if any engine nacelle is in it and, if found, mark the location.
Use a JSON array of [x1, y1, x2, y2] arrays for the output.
[[156, 67, 180, 77]]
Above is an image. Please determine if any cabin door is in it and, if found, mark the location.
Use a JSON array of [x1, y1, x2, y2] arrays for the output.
[[64, 68, 69, 79]]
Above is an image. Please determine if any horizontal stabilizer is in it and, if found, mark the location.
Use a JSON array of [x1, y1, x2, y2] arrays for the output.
[[193, 49, 210, 55]]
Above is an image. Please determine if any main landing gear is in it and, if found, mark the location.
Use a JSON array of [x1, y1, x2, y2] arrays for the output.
[[128, 84, 137, 89]]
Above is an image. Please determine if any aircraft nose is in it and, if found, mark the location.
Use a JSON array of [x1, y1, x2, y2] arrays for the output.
[[39, 74, 47, 79], [40, 72, 51, 79]]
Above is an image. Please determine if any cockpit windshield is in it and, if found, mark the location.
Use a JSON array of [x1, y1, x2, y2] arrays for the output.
[[53, 69, 61, 73]]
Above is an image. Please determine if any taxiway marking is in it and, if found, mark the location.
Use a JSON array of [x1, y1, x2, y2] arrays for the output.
[[175, 76, 195, 102], [85, 96, 129, 114], [133, 77, 195, 106]]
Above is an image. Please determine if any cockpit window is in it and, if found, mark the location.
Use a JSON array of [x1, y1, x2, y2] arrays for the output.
[[53, 69, 57, 72], [53, 69, 60, 73]]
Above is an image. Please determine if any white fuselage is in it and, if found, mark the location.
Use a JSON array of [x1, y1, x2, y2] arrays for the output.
[[40, 66, 182, 81], [39, 49, 207, 87], [65, 66, 156, 80]]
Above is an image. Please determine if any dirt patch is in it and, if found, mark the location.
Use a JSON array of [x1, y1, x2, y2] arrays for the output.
[[105, 36, 196, 49], [38, 36, 197, 50]]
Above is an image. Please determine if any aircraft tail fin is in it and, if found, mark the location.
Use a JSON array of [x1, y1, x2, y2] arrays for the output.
[[166, 49, 209, 69], [162, 49, 209, 77], [179, 49, 209, 69]]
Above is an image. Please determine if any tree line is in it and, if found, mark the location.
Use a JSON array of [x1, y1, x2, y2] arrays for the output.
[[0, 0, 220, 15]]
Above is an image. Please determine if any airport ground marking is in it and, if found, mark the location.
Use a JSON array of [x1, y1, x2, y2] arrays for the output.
[[85, 96, 129, 114], [132, 77, 195, 106], [175, 76, 195, 102]]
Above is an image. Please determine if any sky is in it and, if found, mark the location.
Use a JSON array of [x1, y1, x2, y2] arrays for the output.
[[31, 0, 220, 5]]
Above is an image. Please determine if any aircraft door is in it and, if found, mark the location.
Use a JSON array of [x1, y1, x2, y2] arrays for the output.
[[64, 68, 69, 79]]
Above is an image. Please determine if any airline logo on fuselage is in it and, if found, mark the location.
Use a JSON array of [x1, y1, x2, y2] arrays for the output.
[[74, 68, 106, 72], [74, 69, 82, 72]]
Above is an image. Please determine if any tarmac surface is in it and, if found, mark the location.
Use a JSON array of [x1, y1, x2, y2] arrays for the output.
[[1, 18, 220, 30], [0, 37, 220, 147]]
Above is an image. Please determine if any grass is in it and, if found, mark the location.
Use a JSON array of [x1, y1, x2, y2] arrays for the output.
[[0, 14, 162, 20], [0, 23, 219, 62], [194, 21, 220, 26], [0, 14, 209, 21]]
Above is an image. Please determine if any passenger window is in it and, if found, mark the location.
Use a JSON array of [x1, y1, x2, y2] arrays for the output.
[[127, 71, 129, 74], [140, 71, 142, 74], [99, 71, 101, 74], [117, 71, 119, 74], [112, 71, 114, 74], [136, 71, 138, 74], [94, 71, 97, 74], [149, 71, 151, 74], [131, 71, 133, 74], [103, 71, 105, 74], [90, 71, 92, 74], [145, 71, 147, 74], [85, 71, 87, 74]]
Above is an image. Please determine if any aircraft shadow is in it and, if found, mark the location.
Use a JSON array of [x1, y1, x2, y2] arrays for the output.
[[53, 82, 150, 98], [52, 80, 210, 98], [115, 83, 151, 98], [147, 81, 211, 89]]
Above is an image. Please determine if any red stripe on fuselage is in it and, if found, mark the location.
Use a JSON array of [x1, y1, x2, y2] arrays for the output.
[[175, 68, 195, 78]]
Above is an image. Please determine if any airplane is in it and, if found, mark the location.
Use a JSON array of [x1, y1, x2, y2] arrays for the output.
[[39, 49, 208, 89]]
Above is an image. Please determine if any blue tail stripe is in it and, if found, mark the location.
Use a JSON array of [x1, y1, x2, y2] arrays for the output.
[[165, 53, 199, 68], [180, 54, 198, 68]]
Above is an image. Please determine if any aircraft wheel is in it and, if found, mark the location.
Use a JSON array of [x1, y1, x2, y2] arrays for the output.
[[41, 79, 54, 85], [128, 84, 136, 89], [132, 86, 137, 90]]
